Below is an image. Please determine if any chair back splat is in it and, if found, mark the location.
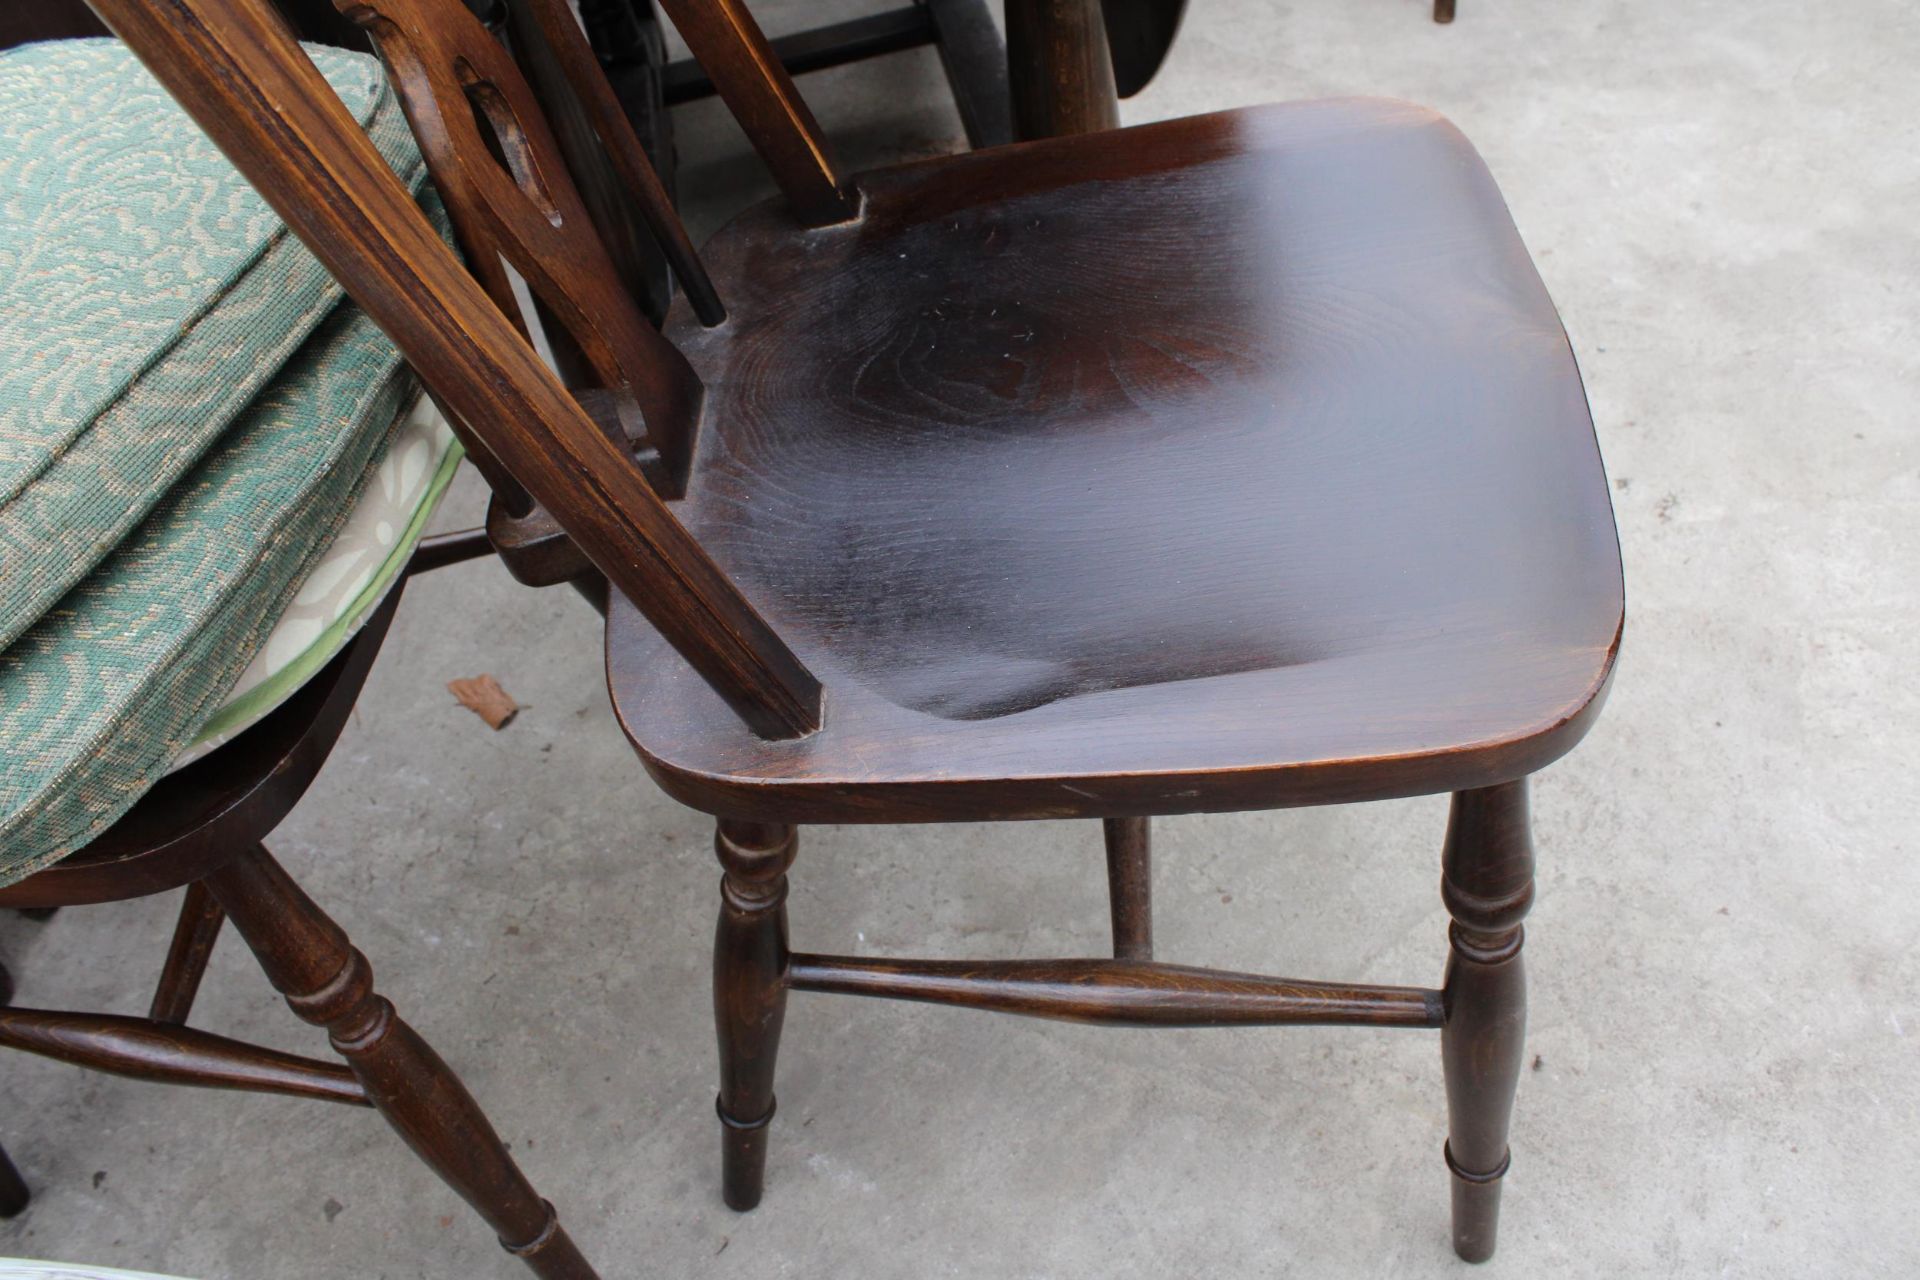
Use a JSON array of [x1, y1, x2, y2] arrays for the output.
[[84, 0, 822, 740], [337, 0, 705, 485], [502, 0, 725, 325]]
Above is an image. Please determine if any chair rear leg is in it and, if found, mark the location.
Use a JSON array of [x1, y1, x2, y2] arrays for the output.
[[712, 819, 797, 1210], [1101, 817, 1152, 961], [0, 1140, 28, 1218], [205, 845, 596, 1279], [1440, 781, 1533, 1263], [149, 881, 226, 1024]]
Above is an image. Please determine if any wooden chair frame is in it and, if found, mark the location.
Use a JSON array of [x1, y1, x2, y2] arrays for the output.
[[0, 540, 596, 1277], [79, 0, 1621, 1263], [656, 0, 1014, 149]]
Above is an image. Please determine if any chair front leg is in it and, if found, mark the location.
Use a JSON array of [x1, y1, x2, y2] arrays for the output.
[[0, 962, 23, 1219], [713, 819, 797, 1211], [0, 1139, 28, 1218], [204, 847, 596, 1280], [1440, 780, 1534, 1263]]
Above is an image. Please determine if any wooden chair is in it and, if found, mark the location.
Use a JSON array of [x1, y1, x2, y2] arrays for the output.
[[0, 567, 596, 1279], [89, 0, 1623, 1260]]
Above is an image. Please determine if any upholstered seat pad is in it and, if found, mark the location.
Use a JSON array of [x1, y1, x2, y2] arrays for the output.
[[170, 393, 461, 770], [0, 39, 425, 648], [0, 298, 416, 887]]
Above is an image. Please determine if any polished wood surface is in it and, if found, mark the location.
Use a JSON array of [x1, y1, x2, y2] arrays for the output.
[[650, 0, 855, 225], [510, 0, 723, 325], [711, 819, 795, 1211], [147, 882, 226, 1024], [208, 845, 594, 1274], [655, 1, 1014, 151], [0, 1004, 369, 1106], [1100, 0, 1184, 97], [1101, 817, 1152, 960], [610, 102, 1622, 823], [0, 1142, 28, 1219], [1441, 780, 1534, 1262], [786, 955, 1442, 1027], [922, 0, 1016, 147], [340, 0, 706, 485], [1006, 0, 1119, 137]]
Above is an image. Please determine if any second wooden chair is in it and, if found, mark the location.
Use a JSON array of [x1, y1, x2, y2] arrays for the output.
[[90, 0, 1623, 1260]]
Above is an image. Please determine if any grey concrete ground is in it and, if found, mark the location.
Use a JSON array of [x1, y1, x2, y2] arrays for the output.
[[5, 0, 1918, 1275]]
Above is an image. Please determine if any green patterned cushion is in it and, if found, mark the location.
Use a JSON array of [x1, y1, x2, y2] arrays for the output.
[[0, 39, 426, 648], [0, 41, 452, 885], [170, 393, 464, 770], [0, 299, 419, 885]]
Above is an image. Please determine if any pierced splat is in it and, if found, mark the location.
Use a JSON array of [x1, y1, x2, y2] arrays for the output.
[[338, 0, 705, 488]]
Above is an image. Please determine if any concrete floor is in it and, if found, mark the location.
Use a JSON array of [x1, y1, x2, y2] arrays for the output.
[[5, 0, 1918, 1275]]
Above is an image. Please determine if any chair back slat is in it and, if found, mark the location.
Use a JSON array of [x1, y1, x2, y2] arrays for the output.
[[87, 0, 823, 739], [652, 0, 856, 225], [507, 0, 725, 324], [338, 0, 707, 481]]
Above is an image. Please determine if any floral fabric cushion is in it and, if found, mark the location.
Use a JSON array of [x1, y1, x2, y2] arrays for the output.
[[170, 395, 462, 770], [0, 39, 426, 647], [0, 300, 421, 885], [0, 41, 459, 886]]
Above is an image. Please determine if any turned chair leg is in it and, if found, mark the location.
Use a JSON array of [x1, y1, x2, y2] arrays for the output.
[[1101, 817, 1153, 960], [149, 881, 226, 1024], [0, 1140, 28, 1218], [1440, 780, 1533, 1263], [204, 845, 596, 1279], [712, 819, 797, 1211]]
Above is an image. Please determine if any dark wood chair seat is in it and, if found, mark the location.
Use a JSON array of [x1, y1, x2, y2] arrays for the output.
[[608, 100, 1624, 823]]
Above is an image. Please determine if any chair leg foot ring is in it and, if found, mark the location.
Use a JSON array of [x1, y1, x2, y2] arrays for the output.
[[1443, 1141, 1510, 1184], [502, 1200, 560, 1258], [717, 1095, 777, 1132]]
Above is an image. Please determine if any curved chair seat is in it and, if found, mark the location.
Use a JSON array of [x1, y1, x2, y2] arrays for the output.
[[608, 99, 1624, 823]]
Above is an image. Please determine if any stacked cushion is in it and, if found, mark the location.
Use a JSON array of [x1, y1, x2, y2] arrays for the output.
[[0, 40, 426, 645], [0, 40, 462, 885], [171, 392, 462, 770]]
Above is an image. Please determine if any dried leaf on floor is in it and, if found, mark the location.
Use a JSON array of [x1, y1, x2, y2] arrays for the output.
[[448, 674, 519, 730]]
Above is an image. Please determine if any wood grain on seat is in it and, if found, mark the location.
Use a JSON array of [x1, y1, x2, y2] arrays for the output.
[[608, 101, 1623, 822]]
